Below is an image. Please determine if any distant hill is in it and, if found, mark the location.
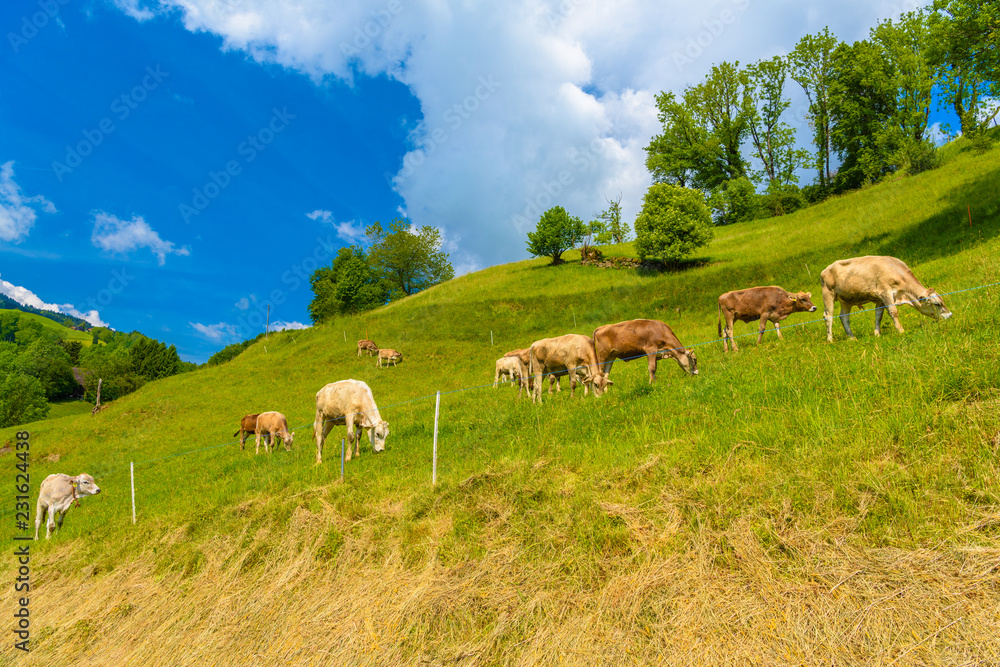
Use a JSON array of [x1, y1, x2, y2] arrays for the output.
[[0, 308, 93, 346], [0, 293, 92, 330]]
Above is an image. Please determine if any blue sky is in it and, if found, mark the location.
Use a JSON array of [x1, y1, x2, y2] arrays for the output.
[[1, 0, 949, 362]]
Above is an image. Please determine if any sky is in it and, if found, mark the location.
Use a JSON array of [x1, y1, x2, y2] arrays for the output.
[[0, 0, 948, 363]]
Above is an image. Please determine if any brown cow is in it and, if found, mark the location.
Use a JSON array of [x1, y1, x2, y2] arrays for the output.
[[357, 339, 379, 357], [593, 319, 698, 382], [529, 334, 612, 403], [376, 348, 402, 367], [233, 413, 259, 450], [717, 287, 817, 352], [254, 411, 295, 454], [821, 255, 951, 342]]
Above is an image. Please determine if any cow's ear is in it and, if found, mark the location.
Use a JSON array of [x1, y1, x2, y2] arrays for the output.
[[788, 295, 797, 302], [806, 292, 812, 298]]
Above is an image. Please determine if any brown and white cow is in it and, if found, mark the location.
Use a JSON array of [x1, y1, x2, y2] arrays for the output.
[[593, 319, 698, 382], [494, 356, 530, 397], [529, 334, 612, 403], [717, 287, 817, 352], [233, 413, 259, 450], [376, 348, 402, 367], [313, 379, 390, 464], [821, 255, 951, 342], [255, 411, 294, 454], [35, 473, 101, 540], [505, 348, 563, 393], [357, 339, 379, 357]]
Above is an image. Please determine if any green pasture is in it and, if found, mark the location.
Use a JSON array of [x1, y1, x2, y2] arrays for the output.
[[0, 309, 93, 346]]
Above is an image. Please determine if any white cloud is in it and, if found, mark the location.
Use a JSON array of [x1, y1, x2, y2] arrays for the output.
[[927, 122, 951, 147], [234, 297, 250, 310], [0, 273, 108, 327], [91, 211, 190, 265], [306, 209, 333, 223], [334, 220, 367, 244], [116, 0, 924, 267], [190, 321, 240, 341], [271, 320, 310, 332], [0, 161, 56, 244]]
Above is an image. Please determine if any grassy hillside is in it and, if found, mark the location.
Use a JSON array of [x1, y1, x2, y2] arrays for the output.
[[0, 309, 92, 346], [2, 141, 999, 665]]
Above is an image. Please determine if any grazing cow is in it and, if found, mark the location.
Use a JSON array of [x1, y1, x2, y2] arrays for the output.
[[313, 379, 390, 464], [529, 334, 613, 403], [717, 287, 817, 352], [505, 348, 561, 393], [357, 339, 379, 357], [821, 255, 952, 342], [593, 319, 698, 382], [35, 473, 101, 540], [376, 348, 403, 367], [493, 356, 530, 397], [254, 411, 295, 454], [233, 413, 259, 450]]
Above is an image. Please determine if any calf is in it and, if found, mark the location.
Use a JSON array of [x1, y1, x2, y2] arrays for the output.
[[493, 356, 530, 398], [35, 473, 101, 540], [529, 334, 612, 403], [593, 319, 698, 382], [233, 413, 259, 450], [821, 255, 951, 342], [255, 411, 295, 454], [357, 339, 379, 357], [717, 286, 817, 352], [376, 348, 402, 367]]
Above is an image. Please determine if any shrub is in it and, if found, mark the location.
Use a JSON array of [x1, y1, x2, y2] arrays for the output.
[[634, 183, 713, 264], [709, 177, 759, 225]]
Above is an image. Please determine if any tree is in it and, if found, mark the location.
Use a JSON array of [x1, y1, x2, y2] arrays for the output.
[[634, 184, 714, 264], [645, 92, 714, 188], [22, 339, 76, 400], [789, 28, 840, 189], [709, 177, 759, 225], [596, 194, 630, 244], [366, 219, 455, 299], [526, 206, 586, 265], [744, 56, 813, 189], [927, 0, 1000, 137], [308, 246, 388, 323], [0, 373, 48, 428]]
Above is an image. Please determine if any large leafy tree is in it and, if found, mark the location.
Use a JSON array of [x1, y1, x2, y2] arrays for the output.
[[634, 184, 714, 264], [872, 13, 937, 144], [526, 206, 586, 265], [365, 219, 455, 299], [308, 246, 388, 323], [789, 28, 840, 189]]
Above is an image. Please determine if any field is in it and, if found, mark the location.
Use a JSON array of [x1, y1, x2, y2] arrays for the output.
[[1, 139, 999, 665], [0, 310, 93, 347]]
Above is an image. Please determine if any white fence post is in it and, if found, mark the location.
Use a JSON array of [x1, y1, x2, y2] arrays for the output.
[[490, 330, 493, 346], [432, 391, 441, 485], [340, 438, 345, 482], [130, 462, 136, 525]]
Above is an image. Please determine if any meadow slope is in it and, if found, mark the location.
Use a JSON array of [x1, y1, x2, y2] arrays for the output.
[[2, 142, 1000, 666]]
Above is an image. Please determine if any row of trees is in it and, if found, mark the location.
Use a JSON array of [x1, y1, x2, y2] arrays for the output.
[[308, 219, 455, 322], [525, 196, 631, 264], [0, 311, 193, 428], [646, 1, 999, 224]]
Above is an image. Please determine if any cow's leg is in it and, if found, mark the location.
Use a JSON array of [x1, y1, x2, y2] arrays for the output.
[[46, 511, 57, 539], [55, 511, 65, 531], [774, 320, 784, 340], [316, 414, 334, 465], [882, 293, 904, 334], [823, 284, 837, 342], [493, 366, 500, 388], [34, 502, 46, 540], [647, 352, 657, 384], [757, 315, 769, 345], [255, 431, 262, 455], [355, 425, 364, 457], [838, 301, 855, 338], [344, 414, 355, 461], [727, 315, 739, 352]]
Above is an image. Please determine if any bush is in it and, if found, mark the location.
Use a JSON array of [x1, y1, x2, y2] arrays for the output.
[[709, 177, 759, 225], [893, 137, 940, 174], [758, 184, 806, 219], [634, 183, 713, 264], [526, 206, 586, 265]]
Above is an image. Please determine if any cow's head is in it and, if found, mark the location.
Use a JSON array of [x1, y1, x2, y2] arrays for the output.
[[916, 290, 952, 320], [75, 474, 101, 496], [283, 431, 294, 450], [371, 421, 390, 452], [587, 371, 614, 397], [790, 291, 817, 313], [678, 349, 699, 375]]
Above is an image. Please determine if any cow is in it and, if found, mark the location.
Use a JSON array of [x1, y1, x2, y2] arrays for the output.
[[35, 473, 101, 540], [717, 287, 818, 352], [505, 348, 562, 393], [357, 339, 379, 357], [529, 334, 612, 403], [493, 356, 530, 397], [376, 348, 403, 367], [254, 411, 294, 454], [593, 319, 698, 382], [821, 255, 952, 342], [313, 379, 390, 464], [233, 413, 259, 450]]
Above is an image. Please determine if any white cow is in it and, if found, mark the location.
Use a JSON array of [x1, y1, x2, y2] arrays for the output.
[[313, 379, 390, 464], [493, 356, 530, 398], [35, 473, 101, 540]]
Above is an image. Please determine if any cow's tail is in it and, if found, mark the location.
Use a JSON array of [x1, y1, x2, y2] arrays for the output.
[[717, 304, 722, 338], [232, 430, 240, 438]]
